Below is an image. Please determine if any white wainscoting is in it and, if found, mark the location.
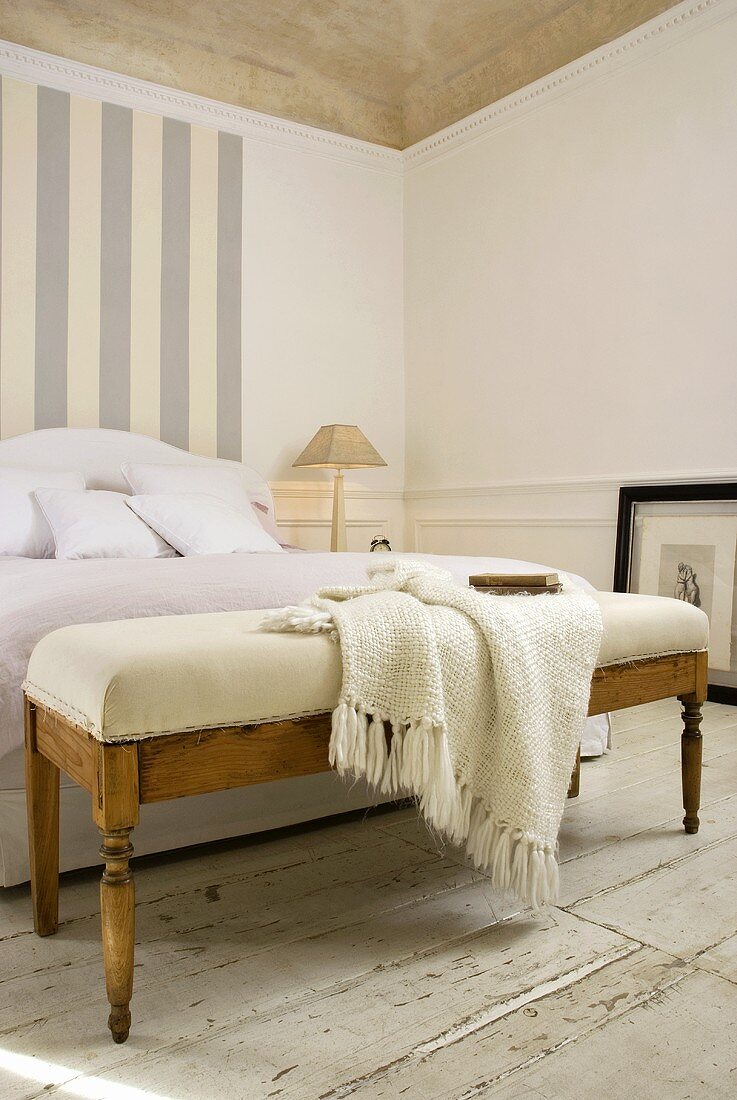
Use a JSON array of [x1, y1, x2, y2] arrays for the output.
[[411, 517, 616, 586], [273, 478, 616, 581], [404, 469, 737, 590], [277, 468, 737, 587], [272, 482, 404, 553], [404, 478, 619, 588]]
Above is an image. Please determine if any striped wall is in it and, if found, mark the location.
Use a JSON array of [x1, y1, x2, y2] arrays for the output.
[[0, 76, 243, 459]]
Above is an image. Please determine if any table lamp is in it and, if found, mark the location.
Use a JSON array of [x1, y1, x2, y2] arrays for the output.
[[292, 424, 386, 551]]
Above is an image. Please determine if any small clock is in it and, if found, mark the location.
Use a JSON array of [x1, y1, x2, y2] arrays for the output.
[[370, 535, 392, 553]]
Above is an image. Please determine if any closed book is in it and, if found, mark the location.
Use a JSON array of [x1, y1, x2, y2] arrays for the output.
[[472, 584, 562, 596], [468, 572, 559, 588]]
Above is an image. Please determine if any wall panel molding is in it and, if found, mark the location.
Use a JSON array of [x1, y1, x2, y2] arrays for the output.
[[0, 40, 403, 175], [410, 512, 619, 586], [401, 471, 737, 587], [271, 481, 401, 552], [276, 517, 393, 554], [404, 467, 737, 501], [277, 519, 391, 529], [404, 0, 737, 169], [272, 483, 404, 502], [413, 517, 615, 553]]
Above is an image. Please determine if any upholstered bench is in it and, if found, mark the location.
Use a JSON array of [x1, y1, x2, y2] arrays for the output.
[[24, 592, 708, 1043]]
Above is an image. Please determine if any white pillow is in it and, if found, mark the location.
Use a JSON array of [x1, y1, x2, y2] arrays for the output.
[[34, 489, 177, 560], [121, 461, 284, 545], [0, 468, 86, 557], [121, 463, 253, 511], [126, 493, 284, 556]]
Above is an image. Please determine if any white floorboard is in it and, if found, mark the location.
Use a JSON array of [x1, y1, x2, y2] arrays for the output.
[[0, 701, 735, 1099]]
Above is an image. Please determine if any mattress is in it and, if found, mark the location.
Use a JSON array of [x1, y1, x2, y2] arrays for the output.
[[0, 551, 609, 885]]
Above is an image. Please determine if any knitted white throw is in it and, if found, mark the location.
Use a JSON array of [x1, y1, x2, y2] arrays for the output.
[[262, 559, 602, 907]]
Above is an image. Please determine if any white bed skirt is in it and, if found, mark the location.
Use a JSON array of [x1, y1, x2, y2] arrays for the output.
[[1, 712, 608, 887], [0, 773, 381, 888]]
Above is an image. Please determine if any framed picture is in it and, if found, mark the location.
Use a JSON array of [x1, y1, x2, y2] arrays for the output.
[[614, 482, 737, 705]]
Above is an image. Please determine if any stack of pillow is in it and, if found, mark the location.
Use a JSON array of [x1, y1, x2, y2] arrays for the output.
[[0, 464, 284, 559]]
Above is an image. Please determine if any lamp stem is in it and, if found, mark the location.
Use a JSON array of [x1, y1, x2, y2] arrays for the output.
[[331, 469, 346, 552]]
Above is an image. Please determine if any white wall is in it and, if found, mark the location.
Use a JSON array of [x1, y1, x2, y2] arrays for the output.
[[404, 5, 737, 587], [242, 141, 405, 550]]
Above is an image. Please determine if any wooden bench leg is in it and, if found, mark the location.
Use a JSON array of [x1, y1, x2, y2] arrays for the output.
[[24, 700, 60, 937], [567, 746, 581, 799], [680, 700, 703, 834], [94, 741, 139, 1043], [99, 827, 135, 1043], [679, 652, 707, 836]]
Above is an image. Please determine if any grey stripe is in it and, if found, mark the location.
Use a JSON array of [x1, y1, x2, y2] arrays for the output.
[[99, 102, 132, 430], [35, 87, 70, 429], [216, 131, 243, 461], [160, 117, 190, 449]]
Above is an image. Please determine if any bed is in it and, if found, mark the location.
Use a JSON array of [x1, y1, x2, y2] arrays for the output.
[[0, 427, 609, 887]]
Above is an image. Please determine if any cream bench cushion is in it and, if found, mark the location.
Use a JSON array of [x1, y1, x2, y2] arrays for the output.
[[24, 592, 708, 743]]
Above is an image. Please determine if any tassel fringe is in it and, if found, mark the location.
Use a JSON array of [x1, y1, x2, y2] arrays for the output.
[[261, 605, 335, 635], [331, 701, 559, 907]]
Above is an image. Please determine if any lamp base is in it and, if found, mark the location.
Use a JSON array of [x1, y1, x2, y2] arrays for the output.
[[331, 470, 346, 552]]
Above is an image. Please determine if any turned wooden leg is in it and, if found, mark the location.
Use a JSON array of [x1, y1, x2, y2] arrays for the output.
[[567, 745, 581, 799], [99, 827, 135, 1043], [24, 700, 60, 936], [679, 652, 707, 836], [680, 700, 703, 834]]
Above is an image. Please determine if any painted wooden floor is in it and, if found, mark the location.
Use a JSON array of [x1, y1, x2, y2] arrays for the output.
[[1, 699, 736, 1099]]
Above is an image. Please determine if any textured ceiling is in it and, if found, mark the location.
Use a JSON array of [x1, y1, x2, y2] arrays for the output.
[[1, 1, 684, 147]]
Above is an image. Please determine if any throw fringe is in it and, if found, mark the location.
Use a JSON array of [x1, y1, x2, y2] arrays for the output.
[[261, 605, 334, 635], [331, 700, 559, 907]]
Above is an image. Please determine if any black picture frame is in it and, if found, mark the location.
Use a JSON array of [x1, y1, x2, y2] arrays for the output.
[[614, 482, 737, 705]]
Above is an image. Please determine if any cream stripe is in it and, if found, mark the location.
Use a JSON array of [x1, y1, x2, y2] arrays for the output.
[[188, 124, 218, 457], [0, 78, 36, 438], [130, 110, 162, 439], [67, 94, 101, 428]]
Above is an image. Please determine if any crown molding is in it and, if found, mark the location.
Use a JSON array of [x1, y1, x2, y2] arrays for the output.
[[403, 0, 737, 170], [2, 0, 733, 176], [404, 468, 737, 501], [0, 40, 403, 176]]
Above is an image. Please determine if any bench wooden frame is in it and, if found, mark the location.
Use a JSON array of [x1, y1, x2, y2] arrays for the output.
[[24, 649, 707, 1044]]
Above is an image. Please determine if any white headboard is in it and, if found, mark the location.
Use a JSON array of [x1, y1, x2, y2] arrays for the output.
[[0, 428, 274, 513]]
